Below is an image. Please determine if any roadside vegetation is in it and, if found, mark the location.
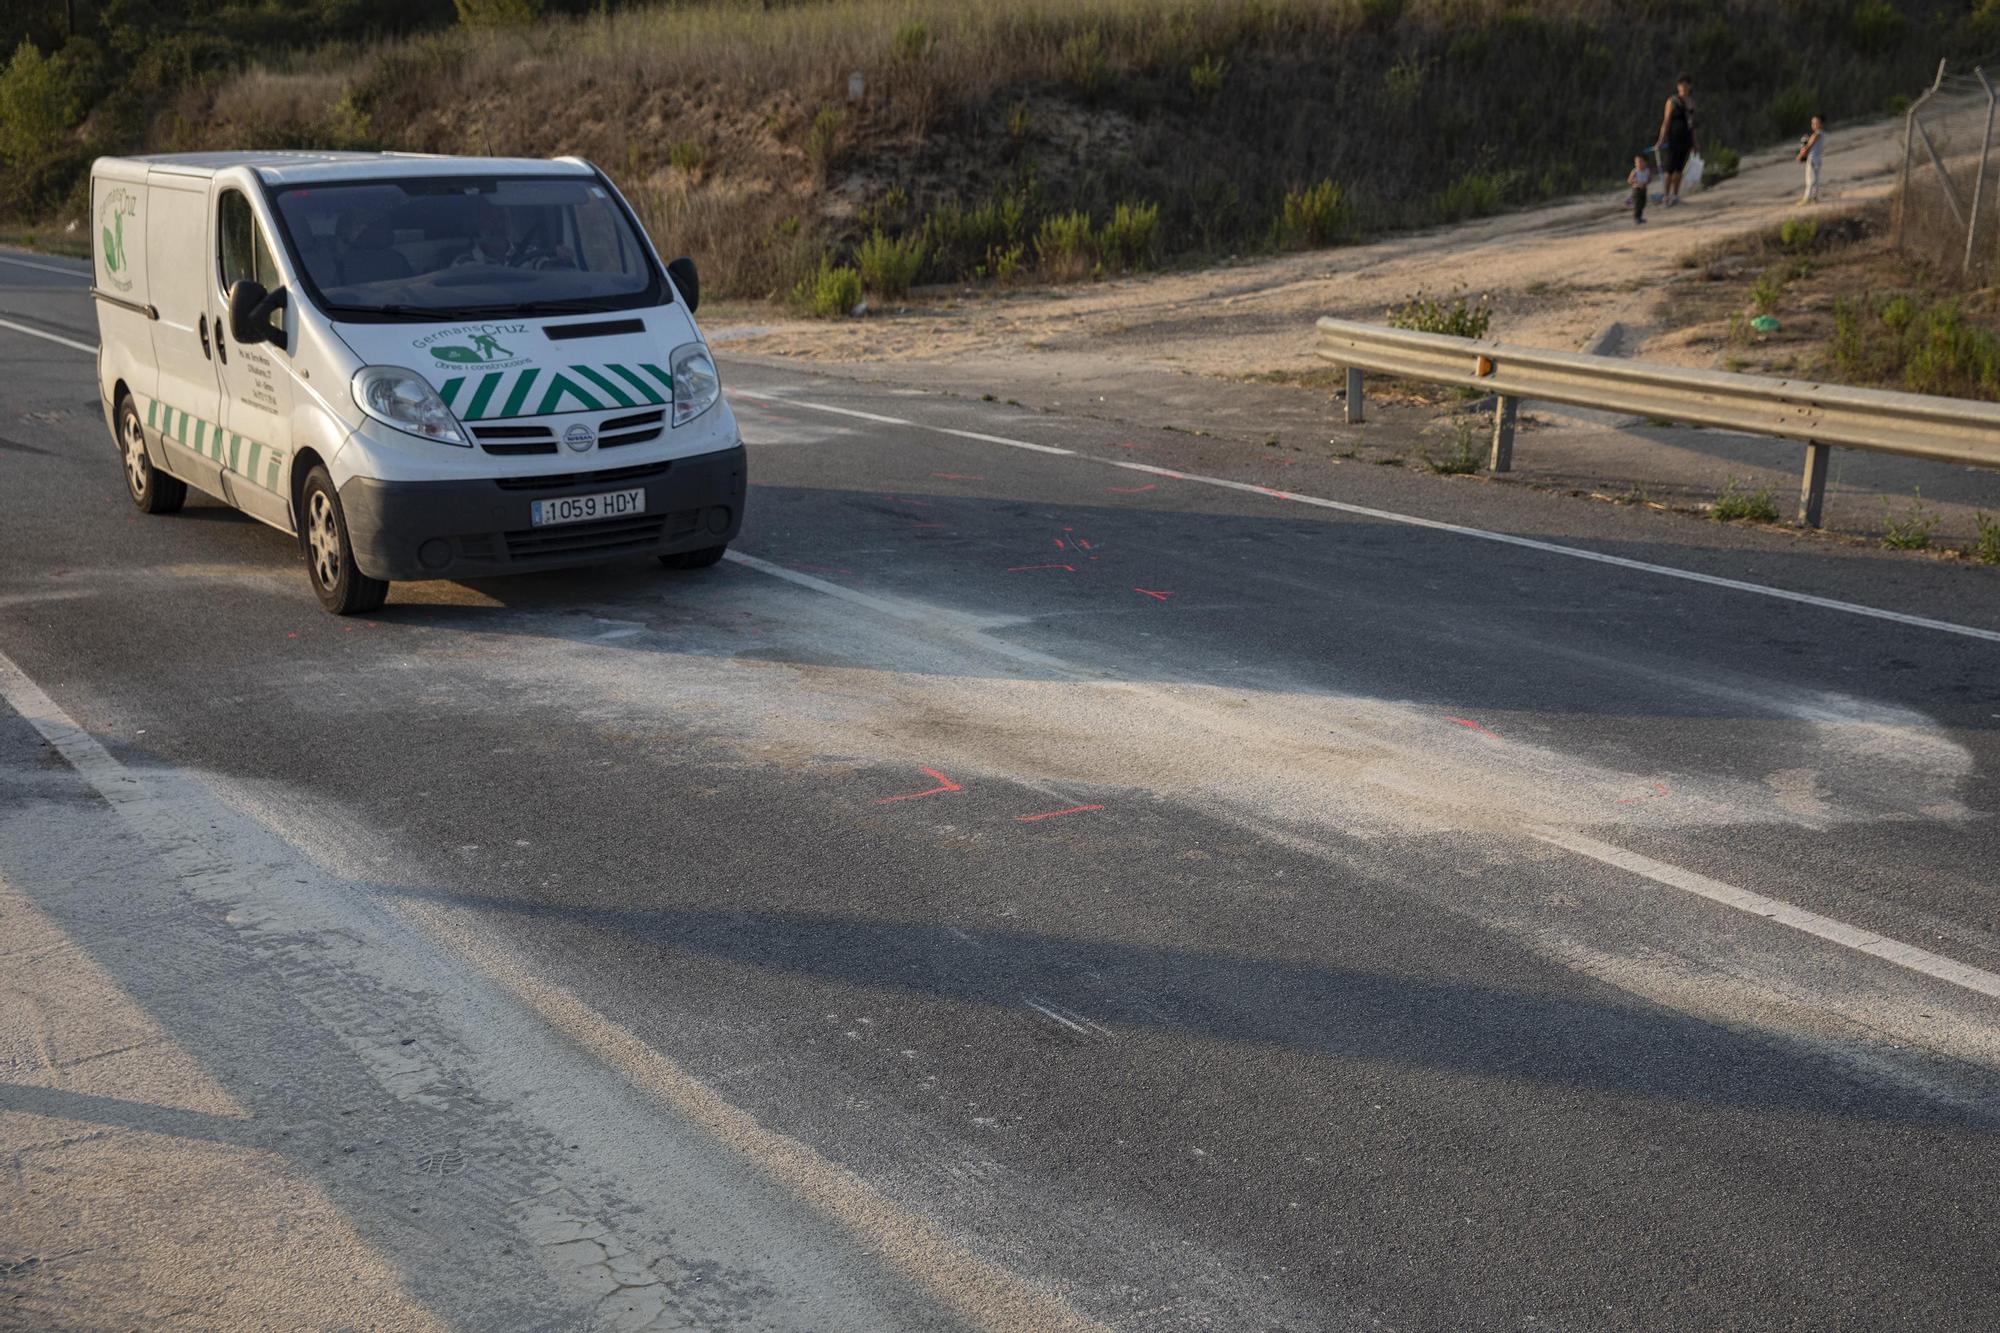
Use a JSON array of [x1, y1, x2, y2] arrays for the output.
[[5, 0, 1991, 307]]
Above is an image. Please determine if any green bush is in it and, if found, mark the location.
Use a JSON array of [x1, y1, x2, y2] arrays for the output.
[[1276, 178, 1352, 248], [669, 140, 705, 173], [1387, 290, 1493, 339], [1767, 81, 1817, 137], [1711, 479, 1779, 523], [1034, 209, 1094, 280], [1060, 29, 1106, 96], [855, 228, 925, 297], [793, 257, 862, 317], [1098, 200, 1160, 270], [1848, 0, 1907, 51], [1779, 217, 1818, 254], [1435, 169, 1505, 223], [805, 105, 845, 180], [891, 20, 931, 63], [1189, 54, 1226, 102], [1703, 145, 1742, 187], [1751, 269, 1785, 315], [0, 41, 83, 211]]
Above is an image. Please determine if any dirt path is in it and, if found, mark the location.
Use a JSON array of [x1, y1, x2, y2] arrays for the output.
[[713, 118, 1907, 380]]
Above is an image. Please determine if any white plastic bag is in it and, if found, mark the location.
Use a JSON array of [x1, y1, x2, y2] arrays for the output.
[[1683, 152, 1704, 189]]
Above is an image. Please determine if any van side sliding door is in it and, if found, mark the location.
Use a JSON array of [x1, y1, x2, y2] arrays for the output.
[[143, 174, 226, 500]]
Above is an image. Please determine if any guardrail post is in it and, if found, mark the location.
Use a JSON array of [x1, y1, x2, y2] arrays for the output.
[[1797, 440, 1830, 528], [1344, 367, 1364, 424], [1489, 395, 1518, 472]]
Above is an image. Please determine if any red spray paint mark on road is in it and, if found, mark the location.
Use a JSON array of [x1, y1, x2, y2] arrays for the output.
[[1615, 782, 1672, 805], [932, 472, 986, 481], [874, 767, 964, 804], [1445, 717, 1495, 735], [1258, 486, 1292, 499], [1108, 484, 1156, 494], [1134, 588, 1173, 601], [1009, 564, 1075, 573], [1015, 804, 1104, 823]]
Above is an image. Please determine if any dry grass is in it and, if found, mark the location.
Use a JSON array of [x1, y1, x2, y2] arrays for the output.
[[179, 0, 1963, 300]]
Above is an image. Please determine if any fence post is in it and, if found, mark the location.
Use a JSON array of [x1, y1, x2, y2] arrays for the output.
[[1344, 366, 1364, 424], [1797, 440, 1831, 529], [1489, 395, 1517, 472], [1968, 69, 1997, 276], [1898, 89, 1935, 246]]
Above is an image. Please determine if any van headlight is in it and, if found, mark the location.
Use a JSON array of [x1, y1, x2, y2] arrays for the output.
[[671, 343, 719, 427], [352, 367, 470, 447]]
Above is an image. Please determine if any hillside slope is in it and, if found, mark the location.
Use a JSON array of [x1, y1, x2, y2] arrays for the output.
[[167, 0, 1981, 299]]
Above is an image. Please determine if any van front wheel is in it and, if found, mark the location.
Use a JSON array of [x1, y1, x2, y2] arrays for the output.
[[301, 467, 389, 615], [118, 394, 186, 515]]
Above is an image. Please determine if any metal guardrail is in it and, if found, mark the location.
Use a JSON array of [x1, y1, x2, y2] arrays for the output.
[[1315, 317, 2000, 527]]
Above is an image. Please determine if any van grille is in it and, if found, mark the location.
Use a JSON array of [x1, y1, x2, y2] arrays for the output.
[[599, 408, 667, 450], [491, 461, 669, 491], [473, 424, 557, 456]]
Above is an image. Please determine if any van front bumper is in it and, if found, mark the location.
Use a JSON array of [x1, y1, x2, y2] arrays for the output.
[[338, 445, 747, 582]]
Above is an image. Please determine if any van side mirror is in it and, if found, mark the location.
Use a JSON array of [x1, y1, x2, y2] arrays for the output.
[[667, 256, 699, 314], [228, 280, 287, 346]]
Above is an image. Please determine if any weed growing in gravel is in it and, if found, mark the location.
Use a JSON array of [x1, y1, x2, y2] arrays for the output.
[[1751, 269, 1785, 315], [794, 257, 862, 317], [1387, 290, 1492, 339], [856, 228, 925, 297], [1971, 512, 2000, 564], [1421, 420, 1482, 475], [1881, 491, 1940, 549], [1711, 479, 1779, 522]]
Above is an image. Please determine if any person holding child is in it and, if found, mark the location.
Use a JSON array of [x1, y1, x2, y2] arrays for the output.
[[1798, 113, 1826, 204]]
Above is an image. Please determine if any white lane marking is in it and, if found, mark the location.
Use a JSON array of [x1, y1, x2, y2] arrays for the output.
[[1530, 825, 2000, 1002], [0, 252, 90, 279], [0, 316, 96, 354], [0, 645, 1109, 1333], [757, 392, 2000, 647]]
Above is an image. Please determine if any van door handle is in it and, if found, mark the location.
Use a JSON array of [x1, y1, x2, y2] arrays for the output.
[[198, 313, 211, 360]]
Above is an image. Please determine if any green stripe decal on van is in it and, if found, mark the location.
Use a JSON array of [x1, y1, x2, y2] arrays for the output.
[[138, 394, 285, 494], [464, 374, 502, 421], [431, 361, 683, 419], [499, 368, 540, 419], [571, 364, 635, 408], [607, 363, 666, 405], [534, 372, 602, 416]]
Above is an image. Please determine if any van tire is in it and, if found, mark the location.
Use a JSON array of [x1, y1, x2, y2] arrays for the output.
[[118, 394, 186, 515], [658, 545, 727, 570], [301, 466, 389, 615]]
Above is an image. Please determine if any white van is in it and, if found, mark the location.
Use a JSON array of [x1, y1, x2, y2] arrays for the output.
[[89, 151, 746, 613]]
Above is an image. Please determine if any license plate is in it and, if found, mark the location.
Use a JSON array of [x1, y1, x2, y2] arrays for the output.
[[530, 488, 646, 527]]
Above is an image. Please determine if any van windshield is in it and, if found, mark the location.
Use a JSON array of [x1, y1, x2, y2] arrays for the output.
[[269, 175, 662, 320]]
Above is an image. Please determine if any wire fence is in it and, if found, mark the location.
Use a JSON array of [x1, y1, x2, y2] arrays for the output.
[[1896, 62, 2000, 280]]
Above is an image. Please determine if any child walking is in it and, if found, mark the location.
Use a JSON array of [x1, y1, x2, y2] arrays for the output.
[[1628, 153, 1652, 224], [1798, 114, 1826, 204]]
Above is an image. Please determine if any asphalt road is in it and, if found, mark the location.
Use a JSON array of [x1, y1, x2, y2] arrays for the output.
[[4, 251, 2000, 1330]]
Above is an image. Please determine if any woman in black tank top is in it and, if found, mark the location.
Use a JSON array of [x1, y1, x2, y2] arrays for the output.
[[1655, 74, 1699, 206]]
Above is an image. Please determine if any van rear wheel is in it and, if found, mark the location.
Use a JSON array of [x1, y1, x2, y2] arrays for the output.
[[118, 394, 185, 515], [302, 466, 389, 615]]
